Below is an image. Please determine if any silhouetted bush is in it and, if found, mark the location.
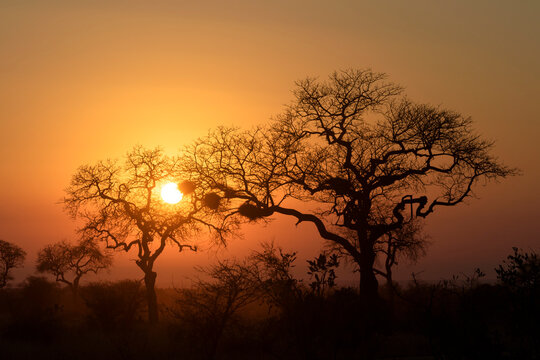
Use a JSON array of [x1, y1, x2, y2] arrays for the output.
[[81, 280, 145, 330], [0, 247, 538, 359], [2, 276, 65, 341], [496, 247, 540, 293], [495, 248, 540, 356]]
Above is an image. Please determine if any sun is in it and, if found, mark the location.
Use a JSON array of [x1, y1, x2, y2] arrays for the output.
[[161, 182, 183, 204]]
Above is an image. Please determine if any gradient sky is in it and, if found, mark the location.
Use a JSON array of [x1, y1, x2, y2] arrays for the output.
[[1, 0, 539, 286]]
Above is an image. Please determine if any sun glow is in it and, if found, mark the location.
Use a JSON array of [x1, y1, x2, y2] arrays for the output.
[[161, 182, 183, 204]]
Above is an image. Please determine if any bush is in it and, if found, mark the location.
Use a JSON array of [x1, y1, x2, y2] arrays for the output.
[[3, 276, 64, 341], [81, 280, 145, 330]]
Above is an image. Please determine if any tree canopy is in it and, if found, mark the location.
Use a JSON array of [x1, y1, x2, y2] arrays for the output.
[[186, 69, 516, 304], [36, 238, 112, 296], [64, 146, 235, 322]]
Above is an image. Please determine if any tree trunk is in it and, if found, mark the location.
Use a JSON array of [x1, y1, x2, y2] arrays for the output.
[[357, 244, 389, 336], [358, 246, 379, 306], [385, 262, 394, 290], [208, 313, 230, 360], [144, 270, 159, 323], [384, 266, 397, 318], [72, 276, 81, 299]]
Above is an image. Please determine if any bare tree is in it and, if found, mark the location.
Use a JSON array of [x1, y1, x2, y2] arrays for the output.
[[36, 238, 112, 296], [186, 69, 516, 306], [64, 146, 234, 323], [0, 239, 26, 288]]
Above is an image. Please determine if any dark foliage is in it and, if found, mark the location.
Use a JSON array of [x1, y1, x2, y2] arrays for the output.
[[496, 247, 540, 292], [307, 253, 340, 296], [1, 276, 64, 342], [0, 248, 539, 359], [81, 280, 145, 330]]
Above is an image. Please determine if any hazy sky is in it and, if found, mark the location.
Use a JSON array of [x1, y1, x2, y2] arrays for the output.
[[1, 0, 539, 286]]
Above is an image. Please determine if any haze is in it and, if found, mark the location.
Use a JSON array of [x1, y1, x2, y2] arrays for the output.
[[1, 0, 539, 286]]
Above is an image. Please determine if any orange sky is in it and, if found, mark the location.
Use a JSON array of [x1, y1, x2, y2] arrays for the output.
[[1, 0, 539, 286]]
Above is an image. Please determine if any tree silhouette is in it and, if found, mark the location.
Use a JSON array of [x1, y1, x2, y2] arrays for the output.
[[64, 146, 233, 323], [187, 69, 516, 306], [0, 239, 26, 288], [36, 238, 112, 296]]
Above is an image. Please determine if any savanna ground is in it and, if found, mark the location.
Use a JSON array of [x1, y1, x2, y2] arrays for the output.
[[0, 247, 538, 360]]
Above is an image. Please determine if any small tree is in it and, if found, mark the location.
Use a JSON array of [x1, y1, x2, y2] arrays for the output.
[[0, 239, 26, 288], [64, 146, 233, 323], [36, 238, 112, 296]]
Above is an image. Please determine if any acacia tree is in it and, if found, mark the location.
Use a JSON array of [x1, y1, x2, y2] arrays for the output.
[[0, 239, 26, 288], [64, 146, 233, 323], [36, 238, 112, 296], [187, 69, 516, 306]]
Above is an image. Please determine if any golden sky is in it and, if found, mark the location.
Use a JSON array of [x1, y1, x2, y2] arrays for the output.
[[1, 0, 539, 285]]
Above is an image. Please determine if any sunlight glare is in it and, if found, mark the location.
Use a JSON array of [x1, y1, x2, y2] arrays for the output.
[[161, 182, 183, 204]]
